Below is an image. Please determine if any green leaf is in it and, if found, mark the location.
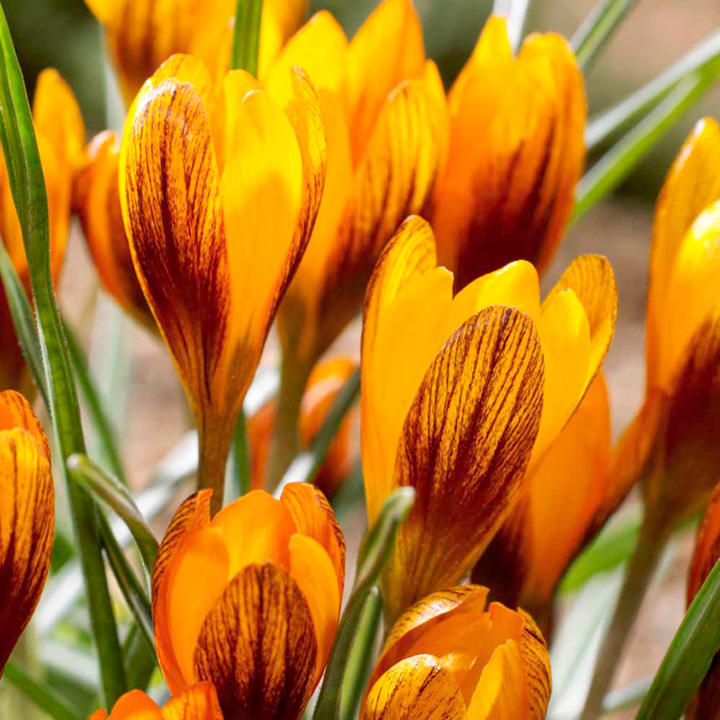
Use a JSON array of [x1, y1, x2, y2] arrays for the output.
[[231, 0, 263, 75], [64, 320, 127, 484], [0, 241, 48, 404], [226, 409, 251, 503], [313, 487, 415, 720], [571, 0, 638, 71], [68, 453, 159, 574], [0, 8, 126, 703], [276, 368, 360, 493], [3, 662, 83, 720], [636, 556, 720, 720], [97, 512, 155, 651], [587, 30, 720, 152], [123, 624, 157, 693], [573, 70, 719, 223]]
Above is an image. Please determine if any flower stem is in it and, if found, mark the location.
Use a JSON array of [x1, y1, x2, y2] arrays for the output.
[[579, 512, 668, 720], [197, 415, 234, 513]]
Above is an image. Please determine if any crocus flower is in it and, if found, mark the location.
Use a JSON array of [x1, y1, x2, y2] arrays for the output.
[[362, 216, 616, 620], [248, 355, 358, 496], [88, 682, 222, 719], [362, 585, 551, 720], [0, 390, 53, 673], [620, 117, 720, 531], [432, 16, 586, 290], [686, 482, 720, 720], [0, 69, 84, 391], [264, 0, 448, 474], [84, 0, 307, 103], [120, 55, 326, 502], [74, 131, 153, 329], [152, 483, 344, 720]]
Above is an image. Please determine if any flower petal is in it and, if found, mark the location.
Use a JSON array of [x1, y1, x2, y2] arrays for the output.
[[648, 117, 720, 388], [0, 428, 54, 672], [363, 655, 466, 720], [0, 389, 50, 459], [193, 562, 318, 720], [106, 690, 162, 719], [383, 306, 544, 618], [160, 682, 224, 720]]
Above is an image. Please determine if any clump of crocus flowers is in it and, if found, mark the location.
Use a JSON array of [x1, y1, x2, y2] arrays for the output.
[[2, 3, 720, 720]]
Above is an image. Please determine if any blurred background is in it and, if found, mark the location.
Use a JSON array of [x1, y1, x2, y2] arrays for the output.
[[3, 1, 720, 717]]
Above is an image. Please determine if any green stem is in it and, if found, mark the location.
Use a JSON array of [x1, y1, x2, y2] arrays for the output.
[[579, 514, 667, 720], [227, 409, 251, 503], [0, 10, 126, 704], [3, 663, 82, 720], [231, 0, 263, 75]]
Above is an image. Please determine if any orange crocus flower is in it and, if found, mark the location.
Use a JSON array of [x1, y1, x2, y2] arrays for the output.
[[362, 216, 616, 620], [74, 131, 153, 329], [0, 69, 84, 391], [362, 586, 551, 720], [432, 16, 586, 290], [686, 482, 720, 720], [265, 0, 448, 457], [0, 390, 53, 673], [84, 0, 307, 104], [618, 117, 720, 531], [248, 355, 358, 496], [119, 55, 326, 503], [89, 682, 222, 719], [152, 483, 344, 720]]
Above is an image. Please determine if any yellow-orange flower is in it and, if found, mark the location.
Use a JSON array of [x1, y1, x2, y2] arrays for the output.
[[248, 355, 358, 496], [362, 216, 616, 620], [362, 586, 551, 720], [84, 0, 307, 103], [152, 484, 344, 719], [0, 69, 84, 391], [119, 55, 326, 500], [432, 16, 586, 290], [686, 482, 720, 720], [270, 0, 448, 381], [88, 682, 222, 719], [74, 131, 153, 329], [0, 390, 53, 672], [620, 117, 720, 530]]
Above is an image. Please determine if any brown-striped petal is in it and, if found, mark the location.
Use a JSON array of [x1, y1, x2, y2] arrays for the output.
[[193, 562, 317, 720], [647, 117, 720, 389], [75, 131, 153, 328], [161, 682, 224, 720], [382, 306, 544, 619], [0, 428, 54, 672], [433, 17, 585, 289], [0, 389, 50, 459], [363, 655, 466, 720]]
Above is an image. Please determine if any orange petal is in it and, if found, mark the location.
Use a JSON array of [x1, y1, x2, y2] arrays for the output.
[[105, 690, 162, 719], [152, 490, 225, 694], [363, 655, 466, 720], [193, 563, 318, 720], [0, 389, 50, 459], [346, 0, 426, 162], [383, 306, 544, 619], [0, 428, 54, 672], [280, 482, 345, 592], [120, 56, 229, 441], [161, 682, 223, 720], [647, 117, 720, 389], [74, 131, 153, 327], [258, 0, 309, 76]]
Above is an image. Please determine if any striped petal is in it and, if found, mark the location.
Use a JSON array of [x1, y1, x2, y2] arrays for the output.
[[161, 682, 223, 720]]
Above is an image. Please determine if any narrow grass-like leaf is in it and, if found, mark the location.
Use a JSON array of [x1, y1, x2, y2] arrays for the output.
[[339, 587, 383, 720], [587, 30, 720, 152], [123, 624, 157, 693], [0, 241, 48, 404], [231, 0, 263, 75], [313, 487, 415, 720], [573, 71, 717, 223], [276, 368, 360, 494], [0, 8, 126, 703], [65, 320, 126, 484], [636, 557, 720, 720], [571, 0, 638, 71], [226, 409, 251, 503], [68, 453, 158, 574], [97, 512, 155, 650], [3, 662, 83, 720]]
